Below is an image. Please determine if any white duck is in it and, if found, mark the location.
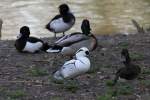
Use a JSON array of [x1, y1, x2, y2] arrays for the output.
[[47, 19, 97, 57], [53, 47, 91, 80]]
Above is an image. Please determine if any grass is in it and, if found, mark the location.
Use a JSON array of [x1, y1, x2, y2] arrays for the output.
[[118, 42, 129, 49], [97, 94, 114, 100], [106, 80, 114, 87], [97, 81, 134, 100], [140, 80, 150, 88], [28, 67, 49, 77], [142, 69, 150, 75], [50, 96, 62, 100], [116, 82, 134, 95], [7, 90, 26, 99], [130, 52, 144, 61], [60, 80, 79, 93]]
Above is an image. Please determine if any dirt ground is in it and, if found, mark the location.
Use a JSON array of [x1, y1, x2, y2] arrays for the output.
[[0, 33, 150, 100]]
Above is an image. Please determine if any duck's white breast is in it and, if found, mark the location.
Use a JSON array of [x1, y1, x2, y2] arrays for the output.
[[23, 41, 43, 53], [50, 18, 73, 33]]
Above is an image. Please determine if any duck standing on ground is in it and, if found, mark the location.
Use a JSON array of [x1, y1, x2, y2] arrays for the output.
[[15, 26, 50, 53], [53, 47, 91, 80], [45, 4, 75, 38], [113, 49, 141, 85], [46, 19, 98, 57], [0, 19, 3, 39]]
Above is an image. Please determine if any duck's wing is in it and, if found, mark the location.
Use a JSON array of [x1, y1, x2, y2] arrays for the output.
[[60, 59, 83, 79], [27, 37, 43, 43], [50, 15, 62, 22], [55, 33, 88, 47], [45, 15, 62, 31]]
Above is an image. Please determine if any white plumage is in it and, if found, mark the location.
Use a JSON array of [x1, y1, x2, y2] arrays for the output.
[[23, 42, 43, 53], [53, 47, 91, 80], [50, 18, 74, 33]]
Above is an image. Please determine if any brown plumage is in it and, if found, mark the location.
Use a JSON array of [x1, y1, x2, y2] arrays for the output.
[[113, 49, 141, 85]]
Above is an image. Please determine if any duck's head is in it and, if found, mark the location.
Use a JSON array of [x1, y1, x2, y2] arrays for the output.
[[81, 19, 91, 36], [17, 26, 30, 39], [59, 4, 70, 15], [76, 47, 89, 58], [121, 49, 130, 64]]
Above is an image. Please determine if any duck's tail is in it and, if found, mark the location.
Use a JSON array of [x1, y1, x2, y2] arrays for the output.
[[45, 22, 53, 32], [41, 42, 51, 52], [53, 70, 64, 80]]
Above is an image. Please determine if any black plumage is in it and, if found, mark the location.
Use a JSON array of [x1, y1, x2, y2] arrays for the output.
[[15, 26, 49, 53]]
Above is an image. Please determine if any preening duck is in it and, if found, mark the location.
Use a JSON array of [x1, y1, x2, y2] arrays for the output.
[[45, 4, 75, 38], [15, 26, 49, 53], [46, 19, 98, 56], [53, 47, 91, 80], [113, 49, 141, 85]]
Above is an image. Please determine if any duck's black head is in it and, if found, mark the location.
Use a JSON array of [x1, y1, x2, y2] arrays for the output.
[[18, 26, 30, 39], [81, 19, 91, 36], [59, 4, 70, 15], [121, 49, 131, 64]]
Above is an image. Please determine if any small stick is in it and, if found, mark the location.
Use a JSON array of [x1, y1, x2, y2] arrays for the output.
[[131, 19, 145, 34]]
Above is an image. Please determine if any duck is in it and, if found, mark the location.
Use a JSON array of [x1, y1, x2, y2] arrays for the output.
[[0, 19, 3, 39], [45, 4, 75, 38], [113, 49, 141, 85], [46, 19, 98, 57], [53, 47, 91, 80], [15, 26, 50, 53]]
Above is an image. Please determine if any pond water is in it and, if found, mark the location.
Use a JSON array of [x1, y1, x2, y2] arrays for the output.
[[0, 0, 150, 40]]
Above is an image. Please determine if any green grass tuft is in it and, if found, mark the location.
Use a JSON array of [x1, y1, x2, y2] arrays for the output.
[[60, 80, 79, 93], [130, 53, 144, 61], [106, 80, 114, 87], [118, 42, 129, 49], [7, 90, 26, 99], [28, 67, 49, 76]]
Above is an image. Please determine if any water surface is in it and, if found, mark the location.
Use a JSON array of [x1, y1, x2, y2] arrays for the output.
[[0, 0, 150, 39]]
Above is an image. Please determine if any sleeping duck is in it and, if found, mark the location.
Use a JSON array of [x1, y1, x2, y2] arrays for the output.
[[45, 4, 75, 38], [113, 49, 141, 85], [53, 47, 91, 80], [15, 26, 50, 53], [46, 19, 98, 57]]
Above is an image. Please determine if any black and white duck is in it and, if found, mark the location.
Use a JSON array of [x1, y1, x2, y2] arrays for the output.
[[45, 4, 75, 38], [15, 26, 49, 53]]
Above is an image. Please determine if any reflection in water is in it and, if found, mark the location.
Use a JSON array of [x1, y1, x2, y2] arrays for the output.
[[0, 0, 150, 39]]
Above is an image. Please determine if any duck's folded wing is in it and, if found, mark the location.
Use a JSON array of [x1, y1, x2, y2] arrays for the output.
[[60, 59, 78, 78], [63, 59, 76, 66], [55, 33, 88, 47], [27, 37, 43, 43]]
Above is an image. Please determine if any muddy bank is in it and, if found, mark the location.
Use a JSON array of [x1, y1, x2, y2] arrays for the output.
[[0, 33, 150, 100]]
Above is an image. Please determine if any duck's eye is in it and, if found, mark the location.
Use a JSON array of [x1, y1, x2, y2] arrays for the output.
[[85, 51, 89, 55]]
